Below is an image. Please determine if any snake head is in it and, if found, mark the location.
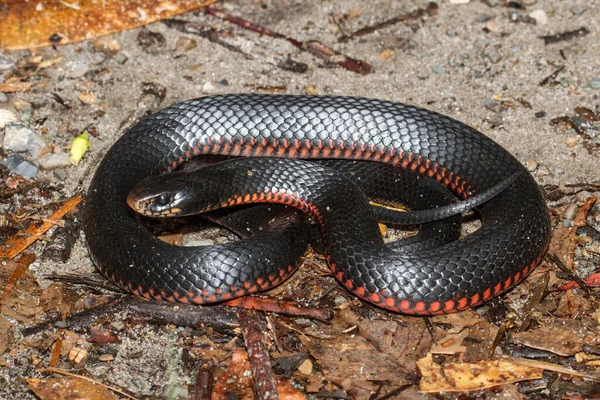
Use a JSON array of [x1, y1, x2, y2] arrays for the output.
[[127, 173, 193, 217]]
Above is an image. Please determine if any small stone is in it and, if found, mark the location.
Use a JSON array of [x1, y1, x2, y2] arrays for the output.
[[487, 114, 503, 127], [563, 204, 579, 220], [3, 123, 46, 157], [485, 47, 502, 63], [484, 98, 499, 112], [70, 63, 90, 79], [0, 92, 7, 103], [54, 321, 69, 328], [379, 49, 396, 61], [201, 81, 218, 94], [564, 136, 578, 147], [536, 165, 550, 176], [38, 152, 71, 170], [446, 29, 458, 37], [555, 167, 564, 175], [175, 37, 197, 53], [78, 92, 98, 104], [449, 0, 470, 4], [529, 9, 548, 25], [298, 359, 313, 375], [475, 14, 493, 23], [524, 159, 538, 172], [486, 20, 502, 32], [588, 78, 600, 89], [534, 111, 546, 118], [508, 11, 520, 22], [98, 354, 115, 362], [570, 4, 588, 15], [432, 64, 445, 74], [482, 0, 500, 6], [0, 54, 15, 70], [417, 70, 430, 80], [93, 36, 121, 56], [304, 84, 317, 95], [12, 98, 32, 111], [333, 296, 349, 305], [114, 52, 128, 64], [53, 168, 68, 181], [0, 109, 17, 128], [1, 154, 38, 178]]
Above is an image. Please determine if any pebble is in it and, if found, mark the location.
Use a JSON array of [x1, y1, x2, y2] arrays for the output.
[[487, 114, 503, 127], [13, 98, 31, 111], [78, 92, 98, 104], [0, 54, 15, 70], [446, 30, 458, 37], [38, 152, 71, 170], [564, 136, 578, 147], [54, 321, 69, 328], [588, 78, 600, 89], [98, 354, 115, 362], [432, 64, 445, 74], [536, 165, 550, 176], [563, 204, 579, 220], [69, 63, 89, 79], [0, 109, 17, 128], [1, 154, 38, 178], [93, 36, 121, 56], [575, 191, 591, 202], [53, 168, 68, 181], [485, 47, 502, 63], [570, 4, 587, 15], [114, 52, 128, 64], [484, 98, 499, 112], [475, 14, 493, 23], [482, 0, 500, 6], [3, 123, 46, 157], [201, 81, 219, 94], [534, 111, 546, 118], [486, 20, 502, 32], [175, 37, 197, 53], [449, 0, 470, 4], [0, 92, 7, 103], [529, 9, 547, 25], [417, 70, 430, 80], [524, 159, 538, 172]]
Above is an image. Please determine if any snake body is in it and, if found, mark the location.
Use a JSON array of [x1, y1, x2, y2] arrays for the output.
[[84, 94, 551, 314]]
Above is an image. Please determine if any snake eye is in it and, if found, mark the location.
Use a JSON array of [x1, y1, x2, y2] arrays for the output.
[[155, 194, 170, 206]]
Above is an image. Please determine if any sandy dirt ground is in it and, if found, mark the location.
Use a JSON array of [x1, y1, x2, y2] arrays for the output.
[[1, 0, 599, 398]]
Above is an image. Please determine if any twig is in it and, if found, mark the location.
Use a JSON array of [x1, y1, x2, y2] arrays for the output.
[[224, 297, 332, 322], [238, 309, 279, 400], [0, 195, 82, 260], [205, 7, 371, 75], [338, 3, 438, 43]]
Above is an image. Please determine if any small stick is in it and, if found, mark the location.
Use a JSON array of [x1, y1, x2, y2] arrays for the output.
[[205, 7, 371, 75], [238, 309, 279, 400]]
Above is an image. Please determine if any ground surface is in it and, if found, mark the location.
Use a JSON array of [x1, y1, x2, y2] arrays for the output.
[[1, 0, 599, 399]]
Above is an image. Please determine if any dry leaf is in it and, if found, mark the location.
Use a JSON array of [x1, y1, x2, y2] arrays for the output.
[[418, 353, 543, 392], [0, 0, 221, 50], [28, 376, 119, 400]]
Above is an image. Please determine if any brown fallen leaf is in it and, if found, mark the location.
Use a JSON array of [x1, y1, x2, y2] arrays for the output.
[[299, 322, 409, 393], [0, 0, 221, 50], [417, 353, 543, 392], [28, 376, 120, 400], [511, 318, 600, 356]]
